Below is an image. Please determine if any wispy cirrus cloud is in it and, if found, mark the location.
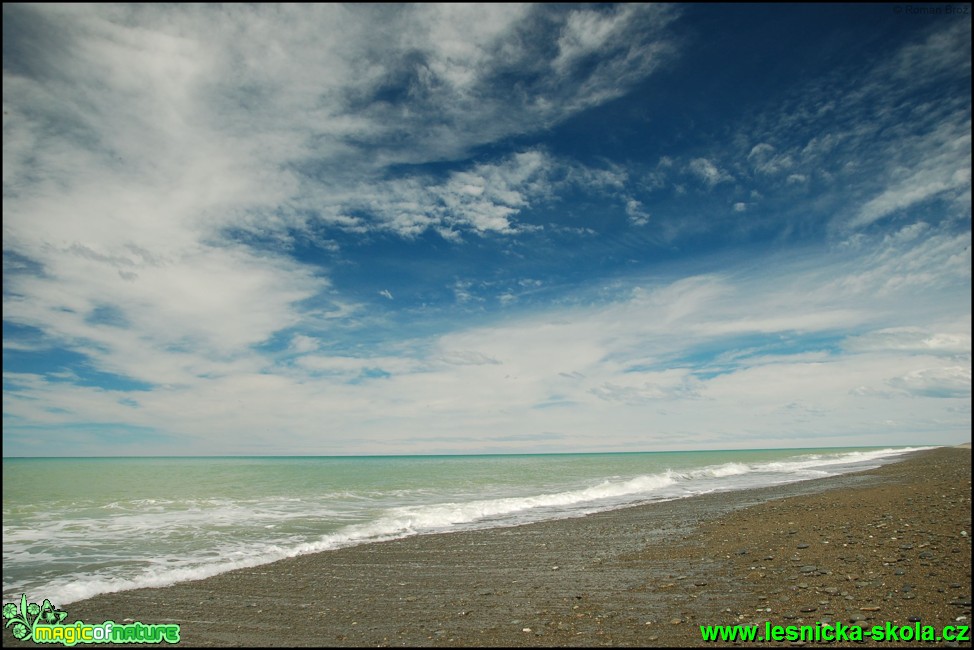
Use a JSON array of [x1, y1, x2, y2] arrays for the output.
[[625, 17, 970, 247], [326, 150, 557, 239], [687, 157, 734, 188]]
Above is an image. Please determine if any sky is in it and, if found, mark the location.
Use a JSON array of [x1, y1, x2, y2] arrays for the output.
[[2, 4, 971, 457]]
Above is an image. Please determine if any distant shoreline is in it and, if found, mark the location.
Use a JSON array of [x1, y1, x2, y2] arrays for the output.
[[2, 443, 962, 460]]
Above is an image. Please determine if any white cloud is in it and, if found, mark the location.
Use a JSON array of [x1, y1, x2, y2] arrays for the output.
[[549, 5, 678, 109], [4, 244, 325, 376], [844, 326, 971, 356], [747, 143, 794, 175], [892, 20, 972, 82], [289, 335, 320, 354], [437, 350, 501, 366], [290, 149, 557, 238], [625, 198, 651, 226], [887, 366, 971, 398], [554, 6, 641, 73], [303, 150, 649, 239], [591, 369, 703, 404], [688, 157, 733, 188], [404, 4, 534, 93], [849, 123, 971, 229], [748, 143, 774, 158]]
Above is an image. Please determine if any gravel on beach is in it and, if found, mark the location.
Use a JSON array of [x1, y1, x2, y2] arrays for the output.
[[8, 446, 970, 647]]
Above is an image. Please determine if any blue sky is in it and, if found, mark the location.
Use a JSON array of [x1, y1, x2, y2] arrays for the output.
[[3, 4, 971, 456]]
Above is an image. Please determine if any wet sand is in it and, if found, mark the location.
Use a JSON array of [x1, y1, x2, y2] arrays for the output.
[[9, 446, 971, 647]]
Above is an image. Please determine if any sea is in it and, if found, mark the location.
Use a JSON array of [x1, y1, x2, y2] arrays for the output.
[[2, 446, 931, 607]]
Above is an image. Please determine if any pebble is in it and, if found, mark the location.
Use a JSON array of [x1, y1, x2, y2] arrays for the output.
[[796, 543, 810, 549]]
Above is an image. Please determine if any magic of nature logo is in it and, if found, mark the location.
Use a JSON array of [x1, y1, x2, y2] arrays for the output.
[[3, 594, 180, 645]]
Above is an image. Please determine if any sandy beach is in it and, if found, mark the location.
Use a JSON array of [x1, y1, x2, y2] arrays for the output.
[[7, 446, 970, 647]]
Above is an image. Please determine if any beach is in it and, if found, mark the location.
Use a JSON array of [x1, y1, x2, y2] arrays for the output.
[[10, 446, 971, 647]]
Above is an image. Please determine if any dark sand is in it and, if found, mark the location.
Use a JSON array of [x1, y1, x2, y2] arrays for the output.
[[7, 446, 970, 647]]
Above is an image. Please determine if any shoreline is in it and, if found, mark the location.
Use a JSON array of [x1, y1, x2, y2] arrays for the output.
[[7, 446, 970, 647]]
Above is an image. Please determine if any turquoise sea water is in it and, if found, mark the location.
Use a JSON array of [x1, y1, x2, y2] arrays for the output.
[[2, 447, 929, 606]]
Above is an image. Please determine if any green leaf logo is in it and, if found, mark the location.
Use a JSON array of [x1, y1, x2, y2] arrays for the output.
[[40, 599, 69, 625], [3, 594, 69, 642]]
